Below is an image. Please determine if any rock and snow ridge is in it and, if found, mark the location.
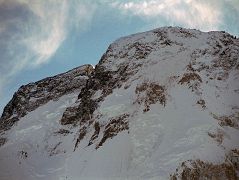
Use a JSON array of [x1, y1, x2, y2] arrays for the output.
[[0, 27, 239, 180], [0, 64, 93, 132]]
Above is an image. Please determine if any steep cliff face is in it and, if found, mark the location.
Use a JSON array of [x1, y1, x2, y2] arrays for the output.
[[0, 27, 238, 180]]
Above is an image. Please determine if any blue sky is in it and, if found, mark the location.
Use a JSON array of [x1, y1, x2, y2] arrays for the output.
[[0, 0, 239, 113]]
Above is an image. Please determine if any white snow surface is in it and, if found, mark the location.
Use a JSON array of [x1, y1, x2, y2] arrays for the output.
[[0, 27, 239, 179]]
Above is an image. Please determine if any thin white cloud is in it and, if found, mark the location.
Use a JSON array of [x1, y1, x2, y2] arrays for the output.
[[0, 0, 96, 101], [69, 1, 97, 32], [115, 0, 223, 31], [25, 1, 68, 66]]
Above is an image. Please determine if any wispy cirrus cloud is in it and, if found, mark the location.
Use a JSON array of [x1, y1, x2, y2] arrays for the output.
[[114, 0, 221, 31], [111, 0, 239, 34], [0, 0, 96, 99], [22, 0, 68, 67]]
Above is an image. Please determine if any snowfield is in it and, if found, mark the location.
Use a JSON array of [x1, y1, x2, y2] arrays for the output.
[[0, 27, 239, 179]]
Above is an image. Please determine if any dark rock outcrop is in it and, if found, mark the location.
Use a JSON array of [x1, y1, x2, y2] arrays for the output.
[[0, 64, 93, 132]]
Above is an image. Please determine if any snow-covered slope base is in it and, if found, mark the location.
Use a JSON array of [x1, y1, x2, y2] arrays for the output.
[[0, 27, 239, 179]]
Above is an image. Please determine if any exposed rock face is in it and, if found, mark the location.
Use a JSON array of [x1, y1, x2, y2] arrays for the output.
[[170, 149, 239, 180], [0, 64, 93, 132], [60, 63, 138, 124], [0, 27, 238, 180]]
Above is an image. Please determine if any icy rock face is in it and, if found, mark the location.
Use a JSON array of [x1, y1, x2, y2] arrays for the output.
[[0, 64, 93, 132], [0, 27, 239, 180]]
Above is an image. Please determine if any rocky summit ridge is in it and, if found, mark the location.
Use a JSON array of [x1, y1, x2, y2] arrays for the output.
[[0, 64, 93, 132], [0, 27, 239, 180]]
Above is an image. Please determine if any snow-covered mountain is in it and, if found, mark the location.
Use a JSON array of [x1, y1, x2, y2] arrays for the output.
[[0, 27, 238, 180]]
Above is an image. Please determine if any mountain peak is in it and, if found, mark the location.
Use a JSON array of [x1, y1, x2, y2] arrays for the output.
[[0, 27, 238, 179]]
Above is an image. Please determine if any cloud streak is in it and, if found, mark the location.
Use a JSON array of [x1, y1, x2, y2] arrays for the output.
[[0, 0, 96, 99], [114, 0, 221, 31], [23, 0, 68, 67], [112, 0, 239, 34]]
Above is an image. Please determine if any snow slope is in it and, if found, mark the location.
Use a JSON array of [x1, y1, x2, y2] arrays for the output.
[[0, 27, 238, 179]]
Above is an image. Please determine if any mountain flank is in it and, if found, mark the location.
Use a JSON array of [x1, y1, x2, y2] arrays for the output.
[[0, 27, 238, 180]]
